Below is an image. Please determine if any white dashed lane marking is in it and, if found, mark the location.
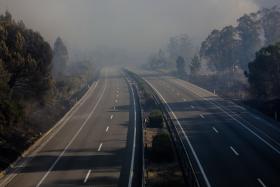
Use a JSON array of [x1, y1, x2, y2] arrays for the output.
[[83, 170, 91, 183], [212, 127, 219, 133], [230, 146, 239, 156], [200, 114, 205, 119], [98, 143, 103, 152], [257, 178, 266, 187]]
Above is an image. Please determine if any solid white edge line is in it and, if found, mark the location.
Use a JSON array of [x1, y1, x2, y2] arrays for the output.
[[127, 80, 137, 187], [177, 80, 280, 154], [98, 143, 103, 152], [208, 99, 280, 154], [36, 73, 108, 187], [0, 80, 100, 186], [257, 178, 266, 187], [230, 146, 239, 156], [143, 78, 212, 187], [83, 169, 91, 183]]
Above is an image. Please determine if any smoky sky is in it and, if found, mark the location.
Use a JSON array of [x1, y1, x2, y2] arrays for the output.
[[0, 0, 279, 59]]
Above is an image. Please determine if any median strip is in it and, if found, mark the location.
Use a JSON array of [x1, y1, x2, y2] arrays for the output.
[[124, 70, 189, 187]]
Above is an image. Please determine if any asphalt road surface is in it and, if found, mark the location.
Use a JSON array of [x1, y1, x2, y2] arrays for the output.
[[0, 67, 140, 187], [134, 70, 280, 187]]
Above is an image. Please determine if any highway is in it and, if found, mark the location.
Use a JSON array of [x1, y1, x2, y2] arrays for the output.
[[134, 70, 280, 187], [0, 67, 140, 187]]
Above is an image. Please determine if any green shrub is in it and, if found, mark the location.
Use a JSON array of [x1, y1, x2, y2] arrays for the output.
[[151, 132, 174, 162], [149, 110, 163, 128]]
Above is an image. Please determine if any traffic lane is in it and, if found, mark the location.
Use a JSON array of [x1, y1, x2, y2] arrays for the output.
[[3, 72, 107, 187], [40, 68, 131, 186], [133, 67, 280, 142], [162, 76, 280, 156], [170, 77, 280, 151], [148, 77, 280, 187], [39, 83, 111, 186], [147, 78, 258, 187], [167, 76, 280, 155], [101, 73, 131, 187], [207, 98, 280, 144]]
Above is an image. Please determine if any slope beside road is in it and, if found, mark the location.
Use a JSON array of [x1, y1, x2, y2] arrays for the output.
[[134, 69, 280, 187], [0, 67, 140, 187]]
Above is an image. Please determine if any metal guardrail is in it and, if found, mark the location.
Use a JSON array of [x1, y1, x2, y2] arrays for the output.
[[122, 70, 145, 187], [138, 90, 146, 187], [126, 70, 201, 187], [138, 89, 146, 187], [153, 95, 201, 187]]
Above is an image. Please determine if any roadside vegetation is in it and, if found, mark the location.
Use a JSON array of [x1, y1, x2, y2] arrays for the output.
[[146, 6, 280, 121], [125, 70, 185, 187], [0, 12, 98, 171], [245, 42, 280, 119]]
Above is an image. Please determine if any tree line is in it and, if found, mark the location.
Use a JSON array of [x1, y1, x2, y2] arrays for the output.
[[147, 6, 280, 119], [0, 11, 97, 170]]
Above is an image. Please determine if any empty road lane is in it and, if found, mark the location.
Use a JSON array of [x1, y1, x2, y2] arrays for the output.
[[135, 70, 280, 187], [0, 67, 139, 187]]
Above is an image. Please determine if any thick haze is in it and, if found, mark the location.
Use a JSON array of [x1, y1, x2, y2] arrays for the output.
[[0, 0, 279, 61]]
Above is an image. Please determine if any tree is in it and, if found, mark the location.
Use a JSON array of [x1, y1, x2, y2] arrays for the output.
[[167, 34, 195, 71], [200, 7, 280, 72], [190, 55, 201, 76], [261, 6, 280, 45], [0, 13, 53, 102], [52, 37, 69, 79], [148, 110, 163, 128], [200, 26, 241, 71], [151, 132, 174, 162], [0, 60, 10, 98], [237, 13, 262, 70], [147, 49, 167, 69], [176, 56, 186, 77], [247, 42, 280, 100], [157, 49, 167, 67], [0, 11, 57, 171]]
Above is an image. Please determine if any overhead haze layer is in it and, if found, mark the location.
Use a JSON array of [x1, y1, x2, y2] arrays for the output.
[[0, 0, 279, 61]]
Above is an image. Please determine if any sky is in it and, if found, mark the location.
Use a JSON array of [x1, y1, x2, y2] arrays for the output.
[[0, 0, 279, 61]]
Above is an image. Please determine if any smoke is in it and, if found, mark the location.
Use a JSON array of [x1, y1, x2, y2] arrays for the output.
[[253, 0, 280, 8], [0, 0, 275, 62]]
